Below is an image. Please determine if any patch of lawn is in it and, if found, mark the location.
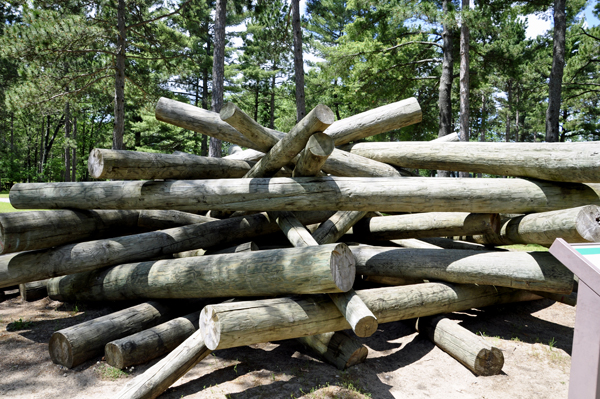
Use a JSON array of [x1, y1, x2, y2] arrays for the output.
[[0, 202, 44, 213]]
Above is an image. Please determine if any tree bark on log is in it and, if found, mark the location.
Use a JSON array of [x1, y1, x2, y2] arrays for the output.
[[348, 213, 499, 241], [292, 133, 334, 177], [224, 148, 264, 161], [199, 283, 541, 350], [172, 241, 257, 259], [105, 311, 201, 369], [0, 211, 333, 289], [49, 301, 178, 368], [351, 246, 573, 294], [339, 141, 600, 183], [0, 210, 142, 255], [47, 244, 355, 302], [11, 178, 600, 214], [219, 102, 282, 151], [19, 279, 49, 302], [136, 210, 217, 230], [297, 331, 368, 370], [416, 315, 504, 376], [313, 211, 368, 245]]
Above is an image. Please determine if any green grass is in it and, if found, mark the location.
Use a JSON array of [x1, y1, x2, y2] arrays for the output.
[[8, 318, 33, 331], [0, 195, 47, 213], [96, 363, 128, 379], [498, 244, 549, 252]]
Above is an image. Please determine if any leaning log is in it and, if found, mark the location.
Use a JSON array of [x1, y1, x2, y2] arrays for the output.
[[351, 246, 573, 294], [19, 279, 49, 301], [105, 311, 201, 369], [313, 211, 368, 245], [46, 244, 355, 301], [292, 132, 334, 177], [49, 301, 178, 368], [416, 315, 504, 376], [0, 210, 142, 255], [0, 211, 333, 289], [339, 141, 600, 183], [199, 283, 541, 350], [11, 177, 600, 214], [297, 331, 368, 370]]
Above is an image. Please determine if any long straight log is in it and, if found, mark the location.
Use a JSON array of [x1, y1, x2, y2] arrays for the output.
[[292, 132, 334, 177], [349, 212, 500, 241], [471, 205, 600, 246], [0, 210, 142, 255], [19, 279, 49, 301], [339, 141, 600, 183], [416, 315, 504, 376], [297, 331, 368, 370], [200, 283, 541, 350], [219, 102, 282, 151], [0, 211, 333, 289], [351, 246, 573, 294], [11, 177, 600, 214], [46, 244, 355, 301], [137, 210, 217, 230], [105, 311, 201, 369], [49, 301, 178, 368]]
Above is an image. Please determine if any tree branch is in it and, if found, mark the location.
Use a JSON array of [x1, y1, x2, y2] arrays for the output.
[[33, 74, 113, 105], [580, 27, 600, 42], [126, 0, 192, 30], [384, 41, 443, 52]]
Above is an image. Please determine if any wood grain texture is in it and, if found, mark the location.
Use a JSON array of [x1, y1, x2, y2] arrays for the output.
[[11, 177, 600, 214], [137, 210, 217, 230], [268, 211, 319, 247], [292, 132, 334, 177], [200, 283, 541, 350], [313, 211, 368, 245], [46, 244, 356, 301], [220, 102, 282, 151], [224, 148, 265, 161], [49, 301, 176, 368], [351, 246, 573, 294], [297, 331, 368, 370], [416, 315, 504, 376], [340, 141, 600, 183], [0, 211, 333, 289], [328, 290, 378, 337], [19, 279, 49, 302]]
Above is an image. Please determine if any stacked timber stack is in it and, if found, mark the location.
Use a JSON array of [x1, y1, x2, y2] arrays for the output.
[[1, 95, 599, 399]]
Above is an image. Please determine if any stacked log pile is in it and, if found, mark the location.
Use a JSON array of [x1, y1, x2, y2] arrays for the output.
[[1, 96, 598, 399]]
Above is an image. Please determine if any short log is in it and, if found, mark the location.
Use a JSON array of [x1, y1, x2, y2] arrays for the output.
[[105, 311, 201, 369], [19, 279, 49, 301], [416, 315, 504, 376], [292, 132, 334, 177], [199, 283, 541, 350], [11, 177, 600, 214], [47, 244, 356, 301], [297, 331, 368, 370], [339, 141, 600, 183], [351, 246, 573, 294], [49, 301, 178, 368]]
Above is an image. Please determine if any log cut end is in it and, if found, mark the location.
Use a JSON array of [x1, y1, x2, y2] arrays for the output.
[[313, 104, 336, 126], [105, 342, 126, 370], [576, 205, 600, 242], [199, 306, 221, 351], [219, 102, 238, 122], [88, 148, 106, 179], [473, 346, 504, 376], [49, 332, 74, 368], [330, 243, 356, 292]]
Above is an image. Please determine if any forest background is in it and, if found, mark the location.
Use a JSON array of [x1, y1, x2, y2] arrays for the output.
[[0, 0, 599, 187]]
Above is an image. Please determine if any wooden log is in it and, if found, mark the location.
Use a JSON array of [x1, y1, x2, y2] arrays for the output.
[[313, 211, 368, 245], [268, 210, 319, 247], [244, 105, 335, 178], [434, 132, 460, 142], [224, 148, 264, 161], [322, 149, 408, 177], [419, 237, 494, 251], [220, 102, 283, 151], [116, 329, 212, 399], [46, 244, 356, 301], [0, 210, 141, 255], [530, 290, 577, 306], [137, 210, 217, 230], [0, 211, 333, 289], [416, 315, 504, 376], [49, 301, 178, 368], [339, 141, 600, 183], [363, 275, 423, 286], [297, 331, 368, 370], [105, 311, 201, 369], [12, 177, 600, 214], [292, 132, 334, 177], [388, 238, 443, 249], [350, 246, 573, 294], [471, 205, 600, 246], [349, 212, 500, 241], [19, 279, 49, 301], [228, 144, 242, 155], [199, 283, 541, 350], [204, 241, 259, 255]]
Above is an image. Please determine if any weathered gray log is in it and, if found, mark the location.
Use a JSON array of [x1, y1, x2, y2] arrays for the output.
[[160, 97, 405, 177], [416, 315, 504, 376], [137, 210, 217, 230], [434, 132, 460, 142], [49, 301, 178, 368], [313, 211, 368, 245], [46, 244, 355, 301], [362, 275, 423, 286], [228, 144, 242, 155], [419, 237, 492, 251], [200, 283, 541, 350], [349, 212, 500, 240], [324, 97, 422, 146], [471, 205, 600, 246], [243, 105, 334, 178], [105, 311, 201, 369], [12, 177, 600, 214], [351, 246, 573, 294], [339, 141, 600, 183], [19, 279, 49, 301], [292, 132, 334, 177], [204, 241, 259, 255], [220, 102, 283, 151], [389, 238, 443, 249], [0, 211, 333, 289], [224, 148, 264, 161], [297, 331, 368, 370], [0, 210, 142, 255], [116, 329, 212, 399]]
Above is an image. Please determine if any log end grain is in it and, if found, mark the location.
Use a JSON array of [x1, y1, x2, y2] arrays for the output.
[[88, 148, 106, 179], [49, 332, 74, 368], [219, 102, 238, 121], [199, 306, 220, 351], [313, 104, 336, 126], [105, 342, 127, 370], [473, 346, 504, 376], [576, 205, 600, 242], [343, 345, 369, 369], [330, 243, 356, 292]]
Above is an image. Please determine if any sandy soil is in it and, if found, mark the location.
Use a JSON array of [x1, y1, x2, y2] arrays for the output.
[[0, 286, 575, 399]]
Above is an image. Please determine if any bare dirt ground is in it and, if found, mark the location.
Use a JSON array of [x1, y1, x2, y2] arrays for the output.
[[0, 287, 575, 399]]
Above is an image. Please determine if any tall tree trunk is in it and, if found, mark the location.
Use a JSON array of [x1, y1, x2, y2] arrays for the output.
[[269, 72, 276, 129], [113, 0, 126, 150], [560, 108, 568, 142], [459, 0, 470, 178], [64, 102, 71, 183], [10, 112, 14, 152], [515, 88, 520, 143], [38, 117, 45, 179], [438, 0, 454, 178], [201, 38, 210, 157], [72, 117, 77, 182], [478, 93, 486, 178], [291, 0, 306, 122], [545, 0, 566, 142], [254, 84, 259, 121], [210, 0, 227, 158], [505, 80, 512, 143]]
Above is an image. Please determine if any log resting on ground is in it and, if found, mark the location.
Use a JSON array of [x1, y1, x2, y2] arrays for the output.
[[297, 331, 368, 370], [10, 177, 600, 214], [19, 279, 49, 301]]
